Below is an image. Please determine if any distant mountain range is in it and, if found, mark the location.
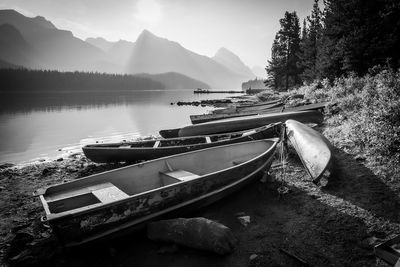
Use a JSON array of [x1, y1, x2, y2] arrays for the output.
[[0, 9, 256, 89]]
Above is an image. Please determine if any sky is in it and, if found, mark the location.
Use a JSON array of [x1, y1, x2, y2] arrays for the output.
[[0, 0, 315, 68]]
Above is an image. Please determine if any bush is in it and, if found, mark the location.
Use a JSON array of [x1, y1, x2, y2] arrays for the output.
[[303, 68, 400, 176]]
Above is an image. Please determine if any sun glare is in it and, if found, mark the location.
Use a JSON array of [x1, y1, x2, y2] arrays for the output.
[[134, 0, 162, 24]]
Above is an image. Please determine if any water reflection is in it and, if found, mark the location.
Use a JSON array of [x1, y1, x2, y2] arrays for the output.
[[0, 90, 237, 164]]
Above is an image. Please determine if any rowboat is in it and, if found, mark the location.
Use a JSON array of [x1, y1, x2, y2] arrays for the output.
[[83, 123, 282, 163], [190, 102, 328, 124], [212, 100, 283, 115], [34, 139, 279, 246], [285, 119, 333, 184], [179, 110, 323, 137]]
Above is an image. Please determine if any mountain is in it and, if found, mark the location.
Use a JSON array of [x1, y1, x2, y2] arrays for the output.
[[125, 30, 251, 89], [0, 9, 109, 72], [0, 23, 40, 68], [137, 72, 210, 89], [212, 48, 254, 78], [251, 65, 266, 78], [0, 10, 252, 89], [85, 37, 114, 52]]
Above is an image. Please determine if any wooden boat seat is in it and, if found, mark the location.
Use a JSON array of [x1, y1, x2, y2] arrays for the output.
[[153, 140, 161, 148], [46, 182, 129, 213], [48, 182, 128, 203], [92, 184, 129, 204], [159, 170, 200, 186]]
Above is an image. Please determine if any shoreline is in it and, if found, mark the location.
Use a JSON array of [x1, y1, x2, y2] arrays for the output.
[[1, 92, 399, 266]]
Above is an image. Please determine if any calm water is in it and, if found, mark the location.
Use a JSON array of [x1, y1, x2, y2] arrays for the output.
[[0, 90, 241, 164]]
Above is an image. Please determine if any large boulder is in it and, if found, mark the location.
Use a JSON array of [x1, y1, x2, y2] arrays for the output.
[[147, 217, 236, 255]]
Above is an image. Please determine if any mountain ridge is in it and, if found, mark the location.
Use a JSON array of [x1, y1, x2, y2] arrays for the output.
[[0, 9, 253, 89]]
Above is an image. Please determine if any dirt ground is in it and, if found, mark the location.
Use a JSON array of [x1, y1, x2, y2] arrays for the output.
[[1, 137, 400, 267]]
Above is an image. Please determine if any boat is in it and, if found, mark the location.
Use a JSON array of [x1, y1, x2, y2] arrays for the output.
[[212, 100, 283, 115], [190, 102, 328, 124], [285, 119, 333, 184], [83, 123, 282, 163], [34, 139, 279, 246], [159, 128, 181, 139], [178, 110, 323, 137]]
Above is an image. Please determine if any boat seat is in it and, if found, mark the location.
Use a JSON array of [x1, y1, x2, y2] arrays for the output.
[[159, 170, 200, 186], [153, 140, 161, 148], [92, 184, 129, 204], [47, 182, 128, 203], [205, 136, 211, 143]]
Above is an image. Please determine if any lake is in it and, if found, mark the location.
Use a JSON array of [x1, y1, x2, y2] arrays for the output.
[[0, 90, 242, 164]]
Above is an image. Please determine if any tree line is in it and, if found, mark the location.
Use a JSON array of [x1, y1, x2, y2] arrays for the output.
[[266, 0, 400, 91], [0, 68, 165, 93]]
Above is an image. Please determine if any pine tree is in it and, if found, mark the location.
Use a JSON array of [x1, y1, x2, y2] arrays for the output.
[[266, 11, 302, 91], [298, 0, 322, 83]]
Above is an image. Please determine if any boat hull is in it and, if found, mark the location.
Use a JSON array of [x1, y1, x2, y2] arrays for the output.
[[180, 110, 323, 137], [190, 102, 328, 124], [285, 119, 333, 183], [83, 123, 281, 163], [38, 140, 278, 246]]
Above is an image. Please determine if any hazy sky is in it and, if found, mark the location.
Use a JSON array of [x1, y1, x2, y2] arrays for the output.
[[0, 0, 315, 68]]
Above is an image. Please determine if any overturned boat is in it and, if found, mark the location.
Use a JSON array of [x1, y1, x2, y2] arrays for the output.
[[35, 139, 279, 246], [285, 119, 333, 184], [83, 123, 282, 163]]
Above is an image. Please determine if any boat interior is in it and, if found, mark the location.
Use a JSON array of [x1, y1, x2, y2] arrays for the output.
[[43, 139, 277, 216], [84, 125, 277, 150]]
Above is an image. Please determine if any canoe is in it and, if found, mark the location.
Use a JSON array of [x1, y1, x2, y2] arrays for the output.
[[212, 101, 283, 115], [179, 110, 323, 137], [35, 139, 279, 246], [83, 123, 282, 163], [190, 102, 328, 124], [285, 119, 333, 184]]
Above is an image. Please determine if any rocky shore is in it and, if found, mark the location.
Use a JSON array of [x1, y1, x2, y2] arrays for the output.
[[1, 92, 399, 266]]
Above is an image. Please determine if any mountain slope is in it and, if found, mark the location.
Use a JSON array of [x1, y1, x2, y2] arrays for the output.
[[213, 48, 254, 77], [137, 72, 210, 89], [0, 9, 109, 72], [85, 37, 114, 52], [125, 30, 250, 89], [0, 24, 40, 68]]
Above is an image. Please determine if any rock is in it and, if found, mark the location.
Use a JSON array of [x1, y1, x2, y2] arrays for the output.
[[147, 217, 236, 255], [56, 158, 63, 162], [41, 168, 50, 176], [0, 163, 15, 169], [249, 254, 259, 261], [237, 216, 251, 227]]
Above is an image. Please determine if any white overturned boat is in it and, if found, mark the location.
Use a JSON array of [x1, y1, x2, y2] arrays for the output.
[[286, 119, 333, 184]]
